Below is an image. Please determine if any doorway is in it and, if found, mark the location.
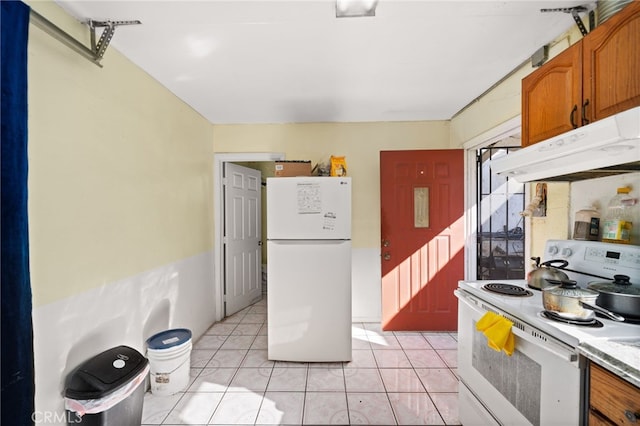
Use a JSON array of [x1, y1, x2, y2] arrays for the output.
[[223, 162, 263, 316], [213, 152, 285, 322], [476, 145, 525, 280], [461, 115, 526, 281], [379, 149, 465, 331]]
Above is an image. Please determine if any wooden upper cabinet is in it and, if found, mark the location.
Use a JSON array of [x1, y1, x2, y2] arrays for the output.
[[521, 1, 640, 147], [522, 42, 582, 147], [583, 0, 640, 123]]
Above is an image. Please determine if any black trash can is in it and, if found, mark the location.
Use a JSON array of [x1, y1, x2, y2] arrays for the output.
[[64, 345, 149, 426]]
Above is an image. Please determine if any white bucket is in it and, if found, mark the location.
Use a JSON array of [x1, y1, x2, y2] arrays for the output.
[[146, 329, 192, 396]]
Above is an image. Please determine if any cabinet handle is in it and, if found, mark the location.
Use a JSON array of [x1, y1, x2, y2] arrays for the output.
[[570, 104, 578, 129], [582, 99, 590, 125], [625, 410, 639, 423], [383, 252, 391, 261]]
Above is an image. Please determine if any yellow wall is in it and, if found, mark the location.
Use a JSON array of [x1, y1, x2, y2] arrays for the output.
[[27, 1, 214, 306], [27, 0, 451, 308], [530, 183, 571, 256], [450, 27, 581, 148], [213, 121, 450, 248], [450, 26, 583, 254], [27, 0, 589, 309]]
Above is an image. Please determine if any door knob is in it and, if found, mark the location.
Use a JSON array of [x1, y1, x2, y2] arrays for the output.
[[383, 252, 391, 261]]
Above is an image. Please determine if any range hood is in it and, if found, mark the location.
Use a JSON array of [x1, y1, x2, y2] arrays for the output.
[[492, 106, 640, 182]]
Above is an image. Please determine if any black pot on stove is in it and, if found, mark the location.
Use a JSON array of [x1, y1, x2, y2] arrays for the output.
[[587, 275, 640, 320]]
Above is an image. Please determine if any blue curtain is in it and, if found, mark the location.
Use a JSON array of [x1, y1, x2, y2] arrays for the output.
[[1, 1, 35, 425]]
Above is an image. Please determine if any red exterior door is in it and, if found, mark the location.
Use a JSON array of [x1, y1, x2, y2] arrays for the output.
[[380, 150, 464, 331]]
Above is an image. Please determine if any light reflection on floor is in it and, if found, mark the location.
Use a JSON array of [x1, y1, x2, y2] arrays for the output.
[[142, 296, 460, 425]]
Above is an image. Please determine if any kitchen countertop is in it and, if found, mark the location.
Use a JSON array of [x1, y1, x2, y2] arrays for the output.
[[578, 338, 640, 388]]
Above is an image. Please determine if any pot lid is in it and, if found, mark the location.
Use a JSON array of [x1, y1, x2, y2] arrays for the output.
[[544, 279, 599, 298], [588, 275, 640, 296]]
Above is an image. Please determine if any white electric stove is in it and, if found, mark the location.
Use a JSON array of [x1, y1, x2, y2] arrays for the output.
[[456, 240, 640, 426]]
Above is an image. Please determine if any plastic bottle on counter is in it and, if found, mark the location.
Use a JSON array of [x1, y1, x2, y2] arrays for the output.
[[572, 206, 600, 241], [601, 187, 634, 244]]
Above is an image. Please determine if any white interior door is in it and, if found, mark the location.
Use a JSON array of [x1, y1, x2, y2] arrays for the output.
[[224, 162, 262, 316]]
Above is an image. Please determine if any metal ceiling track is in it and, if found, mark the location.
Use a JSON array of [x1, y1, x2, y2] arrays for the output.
[[30, 9, 141, 68], [540, 6, 590, 36]]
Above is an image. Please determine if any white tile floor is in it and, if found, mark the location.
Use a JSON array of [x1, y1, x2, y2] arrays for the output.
[[142, 297, 461, 425]]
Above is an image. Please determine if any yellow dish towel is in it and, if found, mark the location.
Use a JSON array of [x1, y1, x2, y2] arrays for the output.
[[476, 312, 515, 356]]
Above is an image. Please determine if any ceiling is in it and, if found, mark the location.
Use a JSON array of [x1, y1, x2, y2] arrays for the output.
[[55, 1, 591, 124]]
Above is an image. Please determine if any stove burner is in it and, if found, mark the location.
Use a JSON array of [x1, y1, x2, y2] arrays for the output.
[[541, 311, 604, 328], [482, 283, 533, 297]]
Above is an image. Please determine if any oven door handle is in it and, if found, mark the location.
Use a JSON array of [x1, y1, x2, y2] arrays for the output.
[[455, 290, 578, 363]]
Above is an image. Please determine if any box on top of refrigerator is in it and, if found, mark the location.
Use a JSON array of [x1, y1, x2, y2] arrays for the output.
[[274, 161, 312, 177]]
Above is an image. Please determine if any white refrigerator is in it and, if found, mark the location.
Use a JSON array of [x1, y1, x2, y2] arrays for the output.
[[266, 176, 352, 362]]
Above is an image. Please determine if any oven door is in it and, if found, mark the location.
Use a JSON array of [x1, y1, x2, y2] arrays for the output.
[[455, 289, 583, 426]]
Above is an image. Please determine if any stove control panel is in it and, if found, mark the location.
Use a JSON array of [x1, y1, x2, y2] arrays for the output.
[[561, 247, 573, 257], [544, 240, 640, 281], [584, 247, 640, 268]]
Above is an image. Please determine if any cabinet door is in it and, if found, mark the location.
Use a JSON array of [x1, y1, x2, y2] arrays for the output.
[[522, 42, 582, 147], [588, 410, 615, 426], [583, 1, 640, 123], [589, 363, 640, 426]]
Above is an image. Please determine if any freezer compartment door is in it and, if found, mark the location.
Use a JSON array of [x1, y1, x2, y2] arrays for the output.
[[267, 177, 351, 240], [267, 240, 352, 362]]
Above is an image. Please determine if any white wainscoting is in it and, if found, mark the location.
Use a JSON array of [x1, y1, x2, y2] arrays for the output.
[[352, 248, 382, 323], [32, 251, 215, 423], [32, 247, 383, 422]]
